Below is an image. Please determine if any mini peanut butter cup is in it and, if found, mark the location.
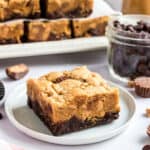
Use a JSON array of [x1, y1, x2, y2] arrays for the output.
[[133, 77, 150, 98]]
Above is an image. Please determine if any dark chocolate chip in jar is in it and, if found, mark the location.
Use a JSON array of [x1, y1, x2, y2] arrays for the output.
[[113, 20, 120, 28], [126, 25, 135, 32], [108, 17, 150, 80]]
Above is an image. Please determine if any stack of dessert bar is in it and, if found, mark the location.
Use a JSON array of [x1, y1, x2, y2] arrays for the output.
[[0, 0, 109, 44]]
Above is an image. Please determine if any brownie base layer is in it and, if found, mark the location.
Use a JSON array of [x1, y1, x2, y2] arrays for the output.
[[0, 39, 18, 44], [28, 98, 119, 136]]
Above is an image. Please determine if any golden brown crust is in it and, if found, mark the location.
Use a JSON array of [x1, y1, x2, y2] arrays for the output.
[[27, 19, 71, 42], [72, 16, 109, 37], [27, 66, 120, 124]]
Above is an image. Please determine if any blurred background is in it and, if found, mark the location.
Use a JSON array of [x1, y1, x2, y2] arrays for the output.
[[106, 0, 123, 11]]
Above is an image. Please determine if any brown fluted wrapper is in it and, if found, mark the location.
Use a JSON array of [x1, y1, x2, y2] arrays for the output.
[[134, 77, 150, 98]]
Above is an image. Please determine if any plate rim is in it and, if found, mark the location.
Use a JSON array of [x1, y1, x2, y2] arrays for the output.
[[5, 81, 136, 145]]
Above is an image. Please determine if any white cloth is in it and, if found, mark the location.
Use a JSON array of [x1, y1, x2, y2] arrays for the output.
[[0, 140, 12, 150]]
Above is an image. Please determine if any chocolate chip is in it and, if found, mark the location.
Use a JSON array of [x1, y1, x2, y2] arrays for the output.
[[126, 25, 135, 32], [0, 113, 3, 120], [147, 125, 150, 136], [148, 62, 150, 69], [137, 63, 148, 74], [0, 81, 5, 101], [53, 76, 71, 83], [113, 20, 120, 28], [87, 28, 100, 36], [143, 145, 150, 150]]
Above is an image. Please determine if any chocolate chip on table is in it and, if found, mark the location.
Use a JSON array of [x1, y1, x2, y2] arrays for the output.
[[147, 125, 150, 136], [0, 112, 3, 120], [6, 64, 29, 80], [143, 145, 150, 150]]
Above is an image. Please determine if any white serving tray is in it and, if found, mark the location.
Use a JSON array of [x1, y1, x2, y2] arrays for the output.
[[0, 37, 109, 59], [0, 0, 119, 59]]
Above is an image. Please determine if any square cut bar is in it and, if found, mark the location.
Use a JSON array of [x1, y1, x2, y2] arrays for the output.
[[26, 19, 71, 42], [72, 16, 109, 37], [0, 21, 24, 44], [27, 66, 120, 136], [0, 0, 41, 21], [43, 0, 94, 19]]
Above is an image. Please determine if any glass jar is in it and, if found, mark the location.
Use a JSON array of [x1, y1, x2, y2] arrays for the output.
[[122, 0, 150, 15], [106, 15, 150, 82]]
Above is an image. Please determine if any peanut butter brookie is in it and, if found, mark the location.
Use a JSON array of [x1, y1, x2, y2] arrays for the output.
[[26, 19, 71, 42], [43, 0, 94, 19], [72, 16, 109, 37], [0, 21, 24, 44], [27, 66, 120, 136], [0, 0, 41, 21]]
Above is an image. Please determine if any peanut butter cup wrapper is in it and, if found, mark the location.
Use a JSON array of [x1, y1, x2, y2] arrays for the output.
[[135, 86, 150, 98], [134, 77, 150, 98]]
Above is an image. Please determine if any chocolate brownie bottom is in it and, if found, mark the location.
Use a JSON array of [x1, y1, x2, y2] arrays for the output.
[[0, 39, 18, 44], [28, 98, 119, 136]]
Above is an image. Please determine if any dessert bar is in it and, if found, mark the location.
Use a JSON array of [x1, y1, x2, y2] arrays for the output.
[[43, 0, 94, 19], [0, 0, 41, 21], [27, 66, 120, 136], [0, 21, 24, 44], [26, 19, 71, 42], [72, 16, 109, 37]]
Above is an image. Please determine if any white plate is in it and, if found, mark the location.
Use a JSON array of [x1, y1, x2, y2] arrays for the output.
[[5, 81, 136, 145], [0, 0, 120, 59]]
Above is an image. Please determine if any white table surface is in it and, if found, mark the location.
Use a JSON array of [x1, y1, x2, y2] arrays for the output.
[[0, 50, 150, 150]]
